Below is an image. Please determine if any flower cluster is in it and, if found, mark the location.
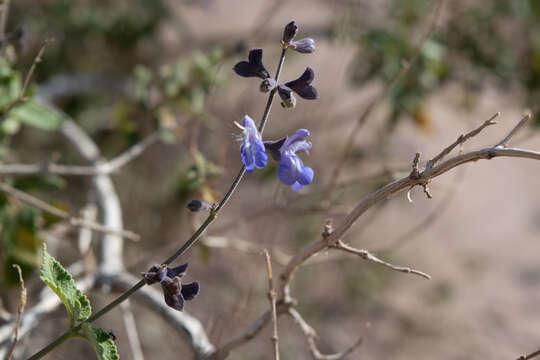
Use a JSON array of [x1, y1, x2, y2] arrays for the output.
[[142, 264, 199, 311], [233, 21, 318, 192]]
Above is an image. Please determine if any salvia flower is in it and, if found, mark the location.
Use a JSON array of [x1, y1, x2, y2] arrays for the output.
[[142, 263, 199, 312], [281, 20, 315, 54], [233, 48, 270, 79], [265, 129, 314, 192], [277, 67, 319, 108], [186, 199, 212, 212], [238, 115, 267, 172]]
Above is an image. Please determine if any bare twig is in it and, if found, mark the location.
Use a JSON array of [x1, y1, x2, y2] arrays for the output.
[[263, 249, 280, 360], [517, 348, 540, 360], [496, 112, 532, 148], [0, 40, 50, 122], [0, 130, 164, 176], [0, 182, 140, 241], [288, 308, 362, 360], [334, 240, 431, 280], [5, 264, 26, 360], [425, 112, 500, 170], [325, 0, 445, 194]]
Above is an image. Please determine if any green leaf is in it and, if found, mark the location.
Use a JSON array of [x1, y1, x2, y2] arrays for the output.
[[9, 100, 66, 131], [40, 243, 92, 323], [81, 324, 120, 360]]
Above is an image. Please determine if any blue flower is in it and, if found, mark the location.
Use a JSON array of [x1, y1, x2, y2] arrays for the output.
[[142, 263, 199, 312], [265, 129, 314, 192], [277, 67, 319, 108], [233, 49, 270, 79], [239, 115, 267, 173]]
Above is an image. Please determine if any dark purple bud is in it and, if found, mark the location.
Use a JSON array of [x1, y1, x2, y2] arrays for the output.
[[277, 85, 296, 108], [186, 199, 212, 212], [264, 137, 287, 162], [260, 78, 277, 93], [282, 21, 298, 43], [181, 281, 200, 301], [291, 38, 315, 54], [284, 67, 319, 100], [161, 277, 185, 311], [233, 48, 270, 79], [142, 264, 167, 284], [167, 263, 189, 278]]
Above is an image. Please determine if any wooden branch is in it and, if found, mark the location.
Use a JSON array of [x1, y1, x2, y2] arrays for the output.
[[0, 130, 163, 176], [263, 249, 280, 360], [5, 264, 26, 360], [517, 348, 540, 360], [0, 182, 140, 241], [288, 308, 363, 360], [334, 240, 431, 279]]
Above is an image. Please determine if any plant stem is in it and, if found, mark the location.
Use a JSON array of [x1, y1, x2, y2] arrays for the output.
[[29, 47, 288, 360]]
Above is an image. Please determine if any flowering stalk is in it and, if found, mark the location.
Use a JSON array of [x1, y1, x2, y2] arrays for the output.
[[28, 42, 289, 360]]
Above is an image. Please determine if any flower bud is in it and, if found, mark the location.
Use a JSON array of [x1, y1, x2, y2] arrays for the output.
[[282, 21, 298, 44], [291, 38, 315, 54], [186, 199, 212, 212]]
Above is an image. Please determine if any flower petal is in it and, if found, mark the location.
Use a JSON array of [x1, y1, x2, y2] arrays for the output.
[[278, 153, 302, 185], [264, 137, 287, 162], [248, 48, 264, 66], [142, 264, 167, 284], [298, 166, 314, 185], [285, 67, 319, 100], [181, 281, 200, 301], [291, 182, 303, 192], [254, 140, 268, 168], [277, 85, 296, 108], [167, 263, 188, 278], [240, 115, 267, 172]]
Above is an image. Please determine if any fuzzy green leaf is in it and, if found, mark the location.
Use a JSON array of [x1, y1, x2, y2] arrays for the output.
[[9, 100, 65, 131], [40, 243, 92, 323], [82, 324, 120, 360]]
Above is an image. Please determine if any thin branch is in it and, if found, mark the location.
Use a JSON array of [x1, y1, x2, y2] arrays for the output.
[[0, 182, 140, 241], [5, 264, 26, 360], [0, 130, 163, 176], [517, 348, 540, 360], [263, 249, 280, 360], [0, 40, 50, 123], [334, 240, 431, 280], [288, 308, 362, 360], [496, 112, 532, 148], [425, 112, 499, 170]]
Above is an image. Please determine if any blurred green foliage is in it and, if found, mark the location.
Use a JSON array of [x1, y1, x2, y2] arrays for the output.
[[349, 0, 540, 129]]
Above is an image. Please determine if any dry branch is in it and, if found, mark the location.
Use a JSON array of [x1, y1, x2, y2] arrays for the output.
[[5, 264, 26, 360], [288, 308, 363, 360], [0, 182, 140, 241], [263, 249, 280, 360]]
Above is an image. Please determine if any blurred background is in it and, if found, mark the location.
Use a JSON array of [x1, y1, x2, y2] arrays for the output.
[[1, 0, 540, 359]]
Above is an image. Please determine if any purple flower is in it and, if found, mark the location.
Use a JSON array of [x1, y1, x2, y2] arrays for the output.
[[265, 129, 314, 192], [239, 115, 267, 173], [281, 21, 315, 54], [233, 49, 270, 79], [277, 67, 319, 108], [142, 263, 199, 312], [161, 277, 200, 312]]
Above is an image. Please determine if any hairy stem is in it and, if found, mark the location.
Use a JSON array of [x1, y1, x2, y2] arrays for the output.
[[28, 47, 288, 360]]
